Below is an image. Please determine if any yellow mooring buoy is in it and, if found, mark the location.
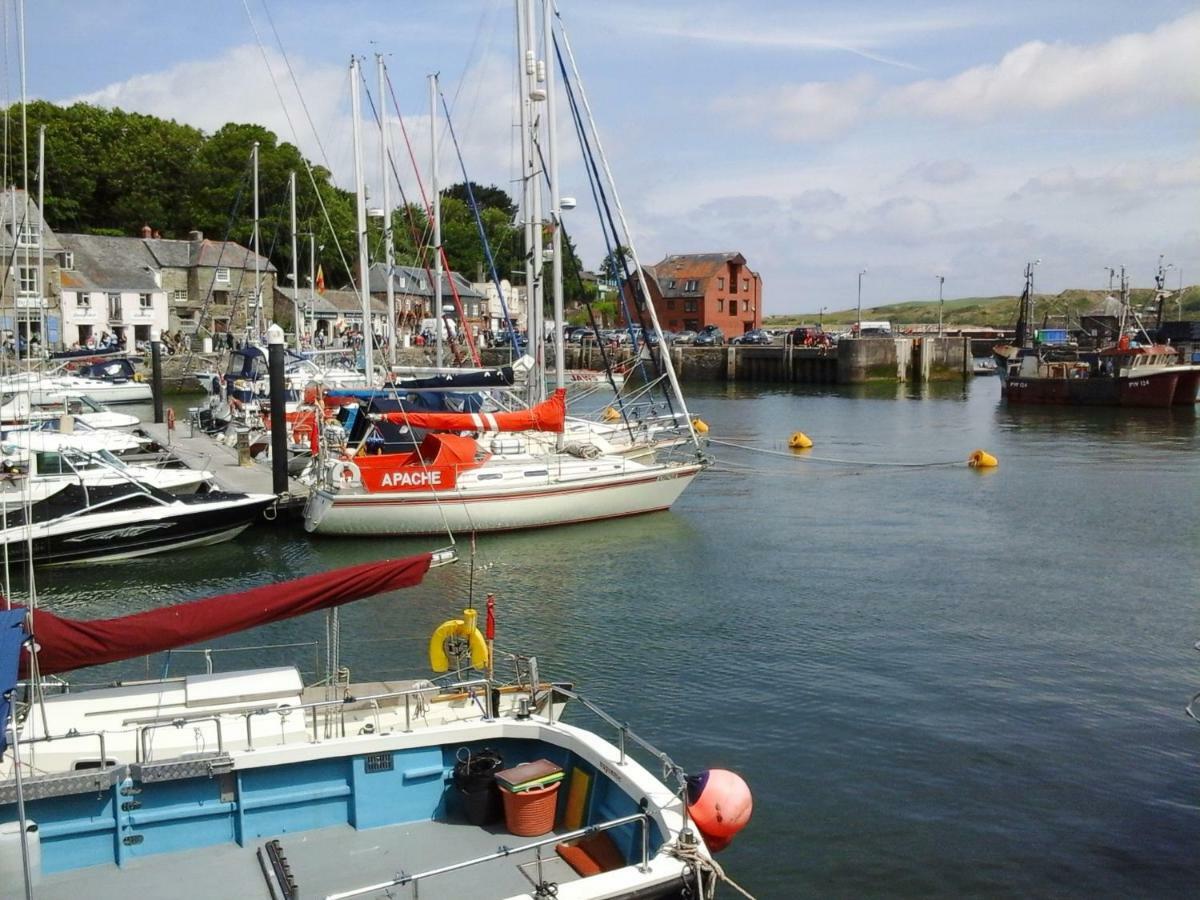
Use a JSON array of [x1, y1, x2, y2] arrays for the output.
[[968, 449, 998, 468], [692, 417, 710, 434], [788, 431, 813, 449]]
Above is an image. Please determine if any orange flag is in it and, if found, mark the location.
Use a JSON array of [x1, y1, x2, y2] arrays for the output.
[[316, 265, 326, 293]]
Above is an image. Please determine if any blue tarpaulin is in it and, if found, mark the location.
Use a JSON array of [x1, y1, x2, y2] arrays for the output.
[[0, 608, 27, 754]]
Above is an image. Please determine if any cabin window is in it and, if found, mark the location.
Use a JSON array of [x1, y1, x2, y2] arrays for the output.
[[72, 759, 118, 771]]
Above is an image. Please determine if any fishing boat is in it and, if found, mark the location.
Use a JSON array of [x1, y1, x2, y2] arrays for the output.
[[995, 263, 1200, 407], [0, 553, 750, 898]]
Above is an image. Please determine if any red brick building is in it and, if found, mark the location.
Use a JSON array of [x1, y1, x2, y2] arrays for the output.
[[620, 252, 762, 335]]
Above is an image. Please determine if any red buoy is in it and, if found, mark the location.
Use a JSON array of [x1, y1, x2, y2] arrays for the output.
[[686, 769, 752, 852]]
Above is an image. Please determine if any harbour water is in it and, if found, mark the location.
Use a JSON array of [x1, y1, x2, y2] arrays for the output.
[[22, 379, 1200, 897]]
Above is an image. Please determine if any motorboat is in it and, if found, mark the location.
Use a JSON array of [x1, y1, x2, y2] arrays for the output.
[[0, 390, 140, 429], [0, 442, 212, 498]]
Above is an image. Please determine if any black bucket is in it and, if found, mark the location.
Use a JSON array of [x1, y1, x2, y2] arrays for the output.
[[453, 747, 503, 826]]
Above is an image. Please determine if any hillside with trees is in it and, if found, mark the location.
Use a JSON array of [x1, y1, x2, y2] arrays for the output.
[[3, 101, 589, 300]]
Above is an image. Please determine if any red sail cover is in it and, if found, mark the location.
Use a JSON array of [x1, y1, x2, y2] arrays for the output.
[[18, 553, 432, 676], [381, 387, 566, 433]]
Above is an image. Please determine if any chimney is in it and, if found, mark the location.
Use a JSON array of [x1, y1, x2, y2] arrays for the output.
[[188, 230, 203, 242], [141, 224, 152, 238]]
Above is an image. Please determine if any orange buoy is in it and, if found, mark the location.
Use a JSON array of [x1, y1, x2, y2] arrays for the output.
[[686, 769, 752, 852]]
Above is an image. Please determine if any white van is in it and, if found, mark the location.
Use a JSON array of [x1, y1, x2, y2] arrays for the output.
[[419, 318, 458, 339], [856, 320, 892, 336]]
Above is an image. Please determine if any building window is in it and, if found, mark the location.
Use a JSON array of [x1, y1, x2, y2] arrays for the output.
[[717, 299, 724, 312], [213, 290, 229, 307], [76, 291, 91, 309], [684, 299, 697, 313], [215, 267, 231, 284], [743, 279, 749, 291], [717, 277, 725, 290], [684, 279, 698, 292], [17, 266, 39, 296], [173, 289, 188, 303], [667, 279, 676, 289], [139, 293, 153, 310], [61, 251, 74, 270], [742, 299, 749, 313], [108, 293, 122, 321], [15, 224, 40, 248], [666, 300, 675, 310]]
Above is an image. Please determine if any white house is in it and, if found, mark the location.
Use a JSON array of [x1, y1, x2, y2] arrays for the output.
[[58, 234, 168, 349]]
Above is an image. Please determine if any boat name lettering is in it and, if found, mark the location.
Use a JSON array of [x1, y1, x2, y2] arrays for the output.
[[1128, 379, 1149, 388], [598, 761, 624, 784], [381, 470, 443, 487]]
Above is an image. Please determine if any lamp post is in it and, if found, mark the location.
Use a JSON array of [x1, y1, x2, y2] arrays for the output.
[[819, 306, 827, 328], [936, 274, 945, 336], [856, 268, 867, 336]]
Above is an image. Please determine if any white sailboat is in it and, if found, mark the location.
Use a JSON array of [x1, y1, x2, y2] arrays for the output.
[[302, 12, 704, 537]]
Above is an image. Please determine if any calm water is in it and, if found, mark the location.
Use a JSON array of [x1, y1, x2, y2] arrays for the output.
[[20, 378, 1200, 898]]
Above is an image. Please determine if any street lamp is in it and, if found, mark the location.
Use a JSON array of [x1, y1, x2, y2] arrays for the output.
[[856, 268, 867, 336], [936, 274, 945, 336], [819, 306, 828, 328]]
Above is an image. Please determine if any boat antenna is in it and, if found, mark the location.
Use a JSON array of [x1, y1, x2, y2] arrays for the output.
[[467, 531, 477, 610]]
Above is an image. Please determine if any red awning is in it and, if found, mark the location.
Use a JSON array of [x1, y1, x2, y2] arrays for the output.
[[381, 388, 566, 434], [19, 553, 432, 676]]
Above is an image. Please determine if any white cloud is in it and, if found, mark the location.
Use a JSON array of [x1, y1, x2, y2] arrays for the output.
[[904, 159, 975, 186], [889, 12, 1200, 119], [1009, 159, 1200, 201], [719, 75, 876, 142]]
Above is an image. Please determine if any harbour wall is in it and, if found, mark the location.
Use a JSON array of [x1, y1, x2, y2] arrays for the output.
[[157, 335, 971, 391]]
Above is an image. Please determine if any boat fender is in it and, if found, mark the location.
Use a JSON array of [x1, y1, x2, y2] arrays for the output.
[[166, 407, 176, 432], [133, 372, 145, 382], [428, 607, 489, 672], [692, 417, 710, 434], [967, 449, 998, 468], [332, 460, 361, 484], [788, 431, 812, 449], [601, 406, 620, 422], [685, 769, 752, 853]]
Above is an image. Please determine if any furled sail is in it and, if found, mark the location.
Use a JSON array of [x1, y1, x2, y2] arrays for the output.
[[17, 553, 432, 676], [380, 388, 566, 433]]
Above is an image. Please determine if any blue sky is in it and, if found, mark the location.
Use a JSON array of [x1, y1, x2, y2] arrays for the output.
[[9, 1, 1199, 313]]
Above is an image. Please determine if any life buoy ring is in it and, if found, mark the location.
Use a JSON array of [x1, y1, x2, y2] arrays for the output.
[[166, 407, 176, 431], [331, 459, 361, 484], [429, 608, 489, 672]]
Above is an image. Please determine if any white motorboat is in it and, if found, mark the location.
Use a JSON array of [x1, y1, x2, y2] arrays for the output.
[[0, 390, 140, 429], [0, 442, 212, 497], [0, 422, 152, 457]]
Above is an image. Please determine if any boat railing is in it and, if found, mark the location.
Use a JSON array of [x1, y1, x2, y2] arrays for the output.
[[14, 728, 113, 770], [323, 811, 652, 900], [138, 716, 226, 762], [543, 682, 689, 793]]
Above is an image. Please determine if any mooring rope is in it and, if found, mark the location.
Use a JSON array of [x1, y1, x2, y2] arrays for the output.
[[709, 437, 963, 469], [669, 840, 758, 900]]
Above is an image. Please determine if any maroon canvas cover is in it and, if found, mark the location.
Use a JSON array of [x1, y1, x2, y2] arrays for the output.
[[17, 553, 432, 676]]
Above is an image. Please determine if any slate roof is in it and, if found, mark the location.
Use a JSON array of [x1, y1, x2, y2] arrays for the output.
[[0, 188, 64, 252], [56, 234, 162, 293], [139, 236, 273, 272], [366, 262, 483, 299], [275, 285, 340, 315], [318, 288, 388, 317]]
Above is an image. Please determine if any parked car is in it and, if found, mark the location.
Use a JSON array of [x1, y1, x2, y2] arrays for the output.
[[788, 326, 832, 347], [493, 330, 528, 350], [693, 326, 725, 347], [672, 330, 697, 345], [732, 329, 772, 345], [571, 327, 600, 344]]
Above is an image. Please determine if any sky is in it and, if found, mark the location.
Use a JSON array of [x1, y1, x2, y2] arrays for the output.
[[7, 1, 1198, 314]]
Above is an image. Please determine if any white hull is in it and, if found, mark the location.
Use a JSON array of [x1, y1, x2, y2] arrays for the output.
[[305, 463, 701, 535]]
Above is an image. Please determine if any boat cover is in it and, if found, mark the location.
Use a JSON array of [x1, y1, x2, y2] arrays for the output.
[[15, 553, 432, 677], [0, 608, 27, 752], [380, 388, 566, 433]]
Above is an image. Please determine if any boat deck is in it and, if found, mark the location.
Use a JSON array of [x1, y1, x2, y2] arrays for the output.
[[36, 817, 581, 899]]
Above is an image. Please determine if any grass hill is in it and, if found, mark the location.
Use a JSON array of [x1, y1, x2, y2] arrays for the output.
[[765, 286, 1200, 329]]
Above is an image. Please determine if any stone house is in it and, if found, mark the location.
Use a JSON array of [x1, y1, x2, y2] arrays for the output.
[[620, 252, 763, 335], [0, 188, 64, 346]]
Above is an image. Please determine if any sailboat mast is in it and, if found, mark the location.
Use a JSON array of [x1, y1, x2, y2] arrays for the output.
[[430, 73, 444, 368], [289, 171, 300, 350], [543, 0, 564, 395], [350, 57, 375, 386], [252, 141, 260, 340], [378, 54, 397, 368], [515, 0, 536, 402], [36, 124, 45, 349]]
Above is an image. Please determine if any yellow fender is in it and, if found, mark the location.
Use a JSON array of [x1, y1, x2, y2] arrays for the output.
[[429, 607, 489, 672]]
